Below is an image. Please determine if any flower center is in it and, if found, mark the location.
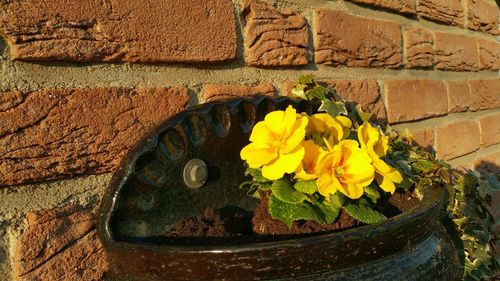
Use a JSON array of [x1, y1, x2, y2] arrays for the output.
[[335, 166, 344, 177]]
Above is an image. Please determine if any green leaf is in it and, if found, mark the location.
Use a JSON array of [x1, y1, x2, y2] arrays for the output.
[[306, 85, 327, 100], [271, 180, 308, 204], [411, 159, 436, 173], [246, 168, 269, 183], [329, 192, 347, 208], [294, 180, 317, 195], [268, 195, 321, 228], [344, 204, 387, 224], [364, 184, 380, 203], [291, 84, 308, 100], [318, 99, 347, 117], [297, 75, 313, 85], [355, 104, 373, 122], [316, 201, 340, 224]]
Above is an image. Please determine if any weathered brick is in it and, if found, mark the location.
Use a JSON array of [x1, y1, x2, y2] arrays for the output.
[[282, 79, 387, 120], [478, 39, 500, 71], [417, 0, 464, 26], [244, 1, 308, 66], [314, 10, 401, 68], [385, 80, 448, 123], [201, 83, 275, 102], [466, 0, 500, 35], [469, 79, 500, 110], [0, 0, 236, 62], [479, 112, 500, 147], [0, 87, 189, 186], [14, 205, 108, 281], [434, 32, 479, 71], [411, 128, 434, 150], [344, 0, 416, 14], [403, 27, 434, 68], [447, 81, 473, 113], [435, 120, 480, 160]]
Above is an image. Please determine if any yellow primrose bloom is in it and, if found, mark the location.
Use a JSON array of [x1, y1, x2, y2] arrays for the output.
[[358, 122, 403, 194], [240, 105, 308, 180], [316, 140, 375, 199], [305, 113, 352, 144], [295, 140, 326, 180]]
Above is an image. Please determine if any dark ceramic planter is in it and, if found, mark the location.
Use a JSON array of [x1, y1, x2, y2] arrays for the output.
[[98, 96, 461, 280]]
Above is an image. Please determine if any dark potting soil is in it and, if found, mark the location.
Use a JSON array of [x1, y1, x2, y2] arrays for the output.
[[163, 189, 419, 242]]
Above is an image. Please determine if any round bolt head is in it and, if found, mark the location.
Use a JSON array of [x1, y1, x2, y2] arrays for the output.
[[183, 158, 208, 189]]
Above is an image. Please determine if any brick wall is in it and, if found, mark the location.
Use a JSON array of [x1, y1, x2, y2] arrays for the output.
[[0, 0, 498, 279]]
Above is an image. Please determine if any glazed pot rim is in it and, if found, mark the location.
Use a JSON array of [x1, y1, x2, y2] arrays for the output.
[[98, 96, 445, 254]]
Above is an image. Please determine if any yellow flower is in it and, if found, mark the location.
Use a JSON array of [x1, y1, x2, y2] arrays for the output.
[[240, 105, 308, 180], [305, 113, 352, 144], [316, 140, 375, 199], [295, 140, 326, 180], [358, 122, 403, 194]]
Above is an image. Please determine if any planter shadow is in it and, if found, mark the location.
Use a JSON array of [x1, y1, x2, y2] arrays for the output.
[[98, 96, 461, 280]]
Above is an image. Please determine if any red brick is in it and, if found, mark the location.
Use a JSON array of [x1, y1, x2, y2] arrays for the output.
[[344, 0, 416, 14], [447, 81, 473, 113], [314, 10, 401, 68], [0, 0, 236, 62], [435, 120, 480, 160], [244, 1, 308, 66], [385, 80, 448, 123], [434, 32, 479, 71], [479, 112, 500, 147], [14, 205, 108, 280], [469, 79, 500, 110], [466, 0, 500, 35], [478, 39, 500, 71], [411, 128, 434, 149], [201, 83, 275, 102], [0, 87, 189, 186], [417, 0, 465, 26], [403, 27, 434, 68]]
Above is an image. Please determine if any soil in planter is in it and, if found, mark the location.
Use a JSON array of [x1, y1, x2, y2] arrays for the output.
[[162, 189, 419, 242]]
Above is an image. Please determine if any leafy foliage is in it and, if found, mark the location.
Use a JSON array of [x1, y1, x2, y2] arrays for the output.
[[241, 75, 499, 280]]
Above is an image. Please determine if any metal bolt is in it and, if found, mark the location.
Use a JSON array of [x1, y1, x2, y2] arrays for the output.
[[183, 158, 208, 189]]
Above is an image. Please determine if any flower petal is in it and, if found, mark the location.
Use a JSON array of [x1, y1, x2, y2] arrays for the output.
[[240, 143, 277, 168], [338, 183, 364, 199], [375, 173, 396, 194], [317, 173, 340, 197], [264, 110, 285, 135], [262, 146, 305, 180], [249, 121, 275, 145]]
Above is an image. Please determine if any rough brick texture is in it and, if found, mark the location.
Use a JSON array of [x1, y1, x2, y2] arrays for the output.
[[469, 79, 500, 111], [466, 0, 500, 35], [478, 39, 500, 71], [244, 1, 308, 66], [201, 83, 275, 102], [282, 79, 386, 120], [417, 0, 464, 26], [385, 80, 448, 123], [14, 205, 108, 281], [314, 10, 401, 68], [0, 87, 189, 186], [344, 0, 416, 14], [434, 33, 479, 71], [447, 81, 473, 113], [479, 113, 500, 148], [403, 27, 434, 68], [435, 121, 480, 160], [0, 0, 236, 62], [411, 128, 434, 150]]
